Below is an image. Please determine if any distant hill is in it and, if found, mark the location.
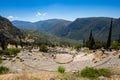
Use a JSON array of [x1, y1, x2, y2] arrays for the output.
[[64, 17, 120, 41], [12, 19, 71, 36], [12, 20, 36, 30], [0, 16, 80, 49], [21, 30, 81, 46], [0, 16, 22, 42], [12, 17, 120, 41]]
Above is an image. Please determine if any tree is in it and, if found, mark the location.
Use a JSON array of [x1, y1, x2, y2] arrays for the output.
[[118, 34, 120, 43], [86, 30, 95, 49], [107, 18, 113, 49], [0, 34, 9, 50], [83, 39, 86, 47]]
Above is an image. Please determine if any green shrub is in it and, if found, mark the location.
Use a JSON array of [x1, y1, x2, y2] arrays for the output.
[[110, 41, 120, 49], [3, 48, 20, 56], [0, 59, 2, 64], [58, 66, 65, 74], [0, 50, 4, 55], [73, 44, 81, 50], [39, 45, 48, 52], [0, 66, 9, 74], [98, 68, 111, 77], [80, 67, 99, 79], [80, 67, 111, 79]]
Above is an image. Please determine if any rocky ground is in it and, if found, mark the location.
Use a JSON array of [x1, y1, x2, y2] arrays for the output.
[[0, 47, 120, 80], [0, 47, 120, 74]]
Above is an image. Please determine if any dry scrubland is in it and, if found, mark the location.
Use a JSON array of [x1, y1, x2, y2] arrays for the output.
[[0, 73, 120, 80], [0, 73, 56, 80]]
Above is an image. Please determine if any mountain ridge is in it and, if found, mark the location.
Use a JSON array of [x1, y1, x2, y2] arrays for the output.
[[0, 16, 22, 41], [12, 17, 120, 41], [0, 16, 23, 49]]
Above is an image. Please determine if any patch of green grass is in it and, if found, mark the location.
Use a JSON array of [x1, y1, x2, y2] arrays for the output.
[[56, 67, 111, 80], [79, 67, 111, 79], [73, 44, 81, 50], [0, 66, 9, 74], [98, 68, 111, 77], [57, 66, 65, 74], [80, 67, 99, 79], [56, 72, 89, 80], [81, 49, 91, 54], [3, 48, 20, 57]]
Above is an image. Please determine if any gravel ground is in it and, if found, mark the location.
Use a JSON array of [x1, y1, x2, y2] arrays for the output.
[[1, 50, 120, 73]]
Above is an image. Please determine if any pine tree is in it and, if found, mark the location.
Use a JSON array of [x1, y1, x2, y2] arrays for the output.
[[107, 18, 113, 49], [86, 30, 95, 49]]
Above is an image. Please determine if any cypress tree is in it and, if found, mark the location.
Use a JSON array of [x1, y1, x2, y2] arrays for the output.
[[107, 18, 113, 49], [118, 34, 120, 43], [86, 30, 95, 49], [83, 39, 86, 47]]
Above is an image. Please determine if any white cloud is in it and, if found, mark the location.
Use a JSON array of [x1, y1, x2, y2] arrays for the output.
[[7, 16, 14, 19], [36, 12, 47, 17], [7, 16, 18, 20], [43, 12, 47, 16], [36, 12, 42, 16]]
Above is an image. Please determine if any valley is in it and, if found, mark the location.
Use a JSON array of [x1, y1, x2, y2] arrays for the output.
[[0, 15, 120, 80], [12, 17, 120, 41]]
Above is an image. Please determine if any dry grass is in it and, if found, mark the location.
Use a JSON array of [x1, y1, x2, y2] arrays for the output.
[[104, 75, 120, 80], [109, 67, 120, 75], [104, 67, 120, 80], [0, 73, 56, 80], [0, 73, 120, 80], [0, 67, 120, 80]]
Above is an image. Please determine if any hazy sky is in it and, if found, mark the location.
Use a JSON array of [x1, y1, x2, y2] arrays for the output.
[[0, 0, 120, 22]]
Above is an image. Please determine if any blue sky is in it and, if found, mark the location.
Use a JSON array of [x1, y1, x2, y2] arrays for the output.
[[0, 0, 120, 22]]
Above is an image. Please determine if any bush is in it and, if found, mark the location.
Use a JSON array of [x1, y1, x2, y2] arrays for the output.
[[80, 67, 99, 79], [0, 59, 2, 64], [110, 41, 120, 49], [80, 67, 111, 79], [73, 44, 81, 50], [58, 66, 65, 74], [94, 41, 107, 49], [0, 66, 9, 74], [0, 50, 4, 55], [98, 68, 111, 77], [3, 48, 20, 56], [39, 45, 48, 52]]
